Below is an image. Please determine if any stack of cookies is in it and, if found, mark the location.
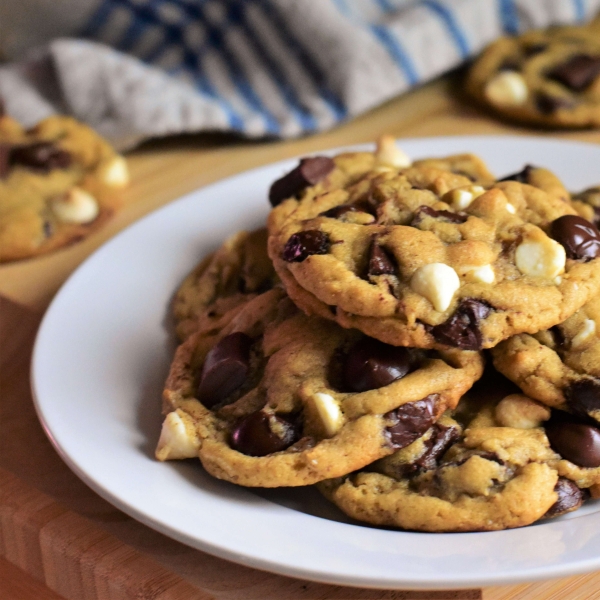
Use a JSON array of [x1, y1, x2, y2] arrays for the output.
[[156, 135, 600, 532]]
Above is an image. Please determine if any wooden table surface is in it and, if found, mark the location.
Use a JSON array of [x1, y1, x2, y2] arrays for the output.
[[2, 73, 600, 600]]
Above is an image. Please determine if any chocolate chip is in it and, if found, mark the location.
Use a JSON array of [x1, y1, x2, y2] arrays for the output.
[[411, 205, 467, 226], [497, 165, 536, 184], [550, 215, 600, 261], [0, 144, 10, 178], [548, 54, 600, 91], [545, 413, 600, 468], [593, 207, 600, 228], [385, 395, 439, 450], [342, 337, 412, 393], [320, 204, 358, 219], [524, 43, 547, 57], [196, 332, 253, 409], [282, 230, 330, 262], [536, 92, 575, 115], [368, 240, 396, 276], [427, 298, 492, 350], [10, 142, 71, 171], [230, 410, 299, 456], [565, 379, 600, 419], [544, 478, 585, 518], [269, 156, 335, 207], [413, 423, 460, 471]]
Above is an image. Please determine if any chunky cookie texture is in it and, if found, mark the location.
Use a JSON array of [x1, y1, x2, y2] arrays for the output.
[[492, 294, 600, 427], [0, 112, 129, 262], [268, 154, 600, 350], [466, 19, 600, 128], [173, 228, 278, 341], [319, 369, 599, 532], [158, 289, 483, 487]]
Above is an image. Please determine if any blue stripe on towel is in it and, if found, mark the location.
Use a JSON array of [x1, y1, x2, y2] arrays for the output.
[[573, 0, 586, 21], [421, 0, 470, 58], [498, 0, 519, 34]]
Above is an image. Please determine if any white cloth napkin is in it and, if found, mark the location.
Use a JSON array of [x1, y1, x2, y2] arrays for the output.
[[1, 0, 598, 149]]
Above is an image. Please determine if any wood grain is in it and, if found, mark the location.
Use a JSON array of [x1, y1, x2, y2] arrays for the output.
[[1, 72, 600, 599]]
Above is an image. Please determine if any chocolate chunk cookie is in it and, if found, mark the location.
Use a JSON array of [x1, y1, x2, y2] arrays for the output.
[[0, 113, 129, 262], [319, 369, 599, 532], [467, 20, 600, 128], [268, 157, 600, 350], [157, 289, 484, 487]]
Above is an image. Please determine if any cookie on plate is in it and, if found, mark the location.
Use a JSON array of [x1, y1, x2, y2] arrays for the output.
[[157, 289, 484, 487], [319, 369, 600, 532], [0, 111, 129, 262], [268, 157, 600, 350], [173, 228, 278, 341], [466, 21, 600, 128]]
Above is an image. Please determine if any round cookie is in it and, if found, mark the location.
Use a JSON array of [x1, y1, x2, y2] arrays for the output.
[[157, 289, 484, 487], [319, 370, 600, 532], [173, 228, 278, 341], [268, 160, 600, 350], [466, 22, 600, 128], [492, 294, 600, 425], [0, 112, 129, 262]]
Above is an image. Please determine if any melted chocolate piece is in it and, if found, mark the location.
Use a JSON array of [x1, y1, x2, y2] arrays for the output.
[[269, 156, 335, 207], [548, 54, 600, 91], [230, 411, 299, 456], [368, 240, 396, 276], [497, 165, 536, 184], [411, 205, 467, 226], [0, 144, 10, 178], [320, 204, 358, 219], [545, 413, 600, 468], [428, 298, 492, 350], [544, 478, 585, 518], [523, 43, 547, 57], [282, 230, 330, 263], [593, 207, 600, 228], [550, 215, 600, 261], [536, 93, 575, 115], [342, 337, 412, 393], [565, 379, 600, 419], [197, 332, 252, 409], [385, 395, 438, 450], [10, 142, 71, 171], [413, 423, 460, 471]]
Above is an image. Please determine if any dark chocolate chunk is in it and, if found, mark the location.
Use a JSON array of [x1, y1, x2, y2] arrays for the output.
[[548, 54, 600, 91], [523, 43, 547, 57], [320, 204, 358, 219], [411, 205, 468, 226], [385, 394, 438, 450], [413, 423, 460, 471], [230, 410, 299, 456], [565, 379, 600, 419], [269, 156, 335, 207], [196, 332, 253, 409], [497, 165, 536, 184], [427, 298, 492, 350], [282, 230, 330, 262], [0, 144, 10, 178], [10, 142, 71, 171], [368, 240, 396, 276], [342, 337, 412, 393], [545, 413, 600, 468], [544, 477, 585, 518], [536, 93, 575, 115], [593, 207, 600, 228], [550, 215, 600, 261]]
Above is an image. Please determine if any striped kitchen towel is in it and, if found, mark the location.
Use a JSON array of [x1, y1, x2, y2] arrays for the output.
[[1, 0, 599, 149]]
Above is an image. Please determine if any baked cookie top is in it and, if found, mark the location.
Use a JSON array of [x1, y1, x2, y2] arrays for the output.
[[492, 294, 600, 426], [319, 369, 600, 532], [157, 289, 483, 487], [173, 228, 278, 341], [466, 20, 600, 128], [268, 155, 600, 350], [0, 111, 128, 262], [573, 185, 600, 227]]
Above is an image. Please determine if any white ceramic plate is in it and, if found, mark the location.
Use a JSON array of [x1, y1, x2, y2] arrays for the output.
[[32, 136, 600, 590]]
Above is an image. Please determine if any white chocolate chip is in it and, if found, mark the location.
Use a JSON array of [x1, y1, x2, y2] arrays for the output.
[[155, 410, 200, 461], [411, 263, 460, 312], [310, 392, 343, 437], [495, 394, 551, 429], [464, 264, 495, 284], [484, 71, 528, 106], [515, 232, 566, 279], [97, 155, 129, 187], [375, 135, 412, 168], [506, 202, 517, 214], [448, 185, 485, 210], [554, 276, 562, 285], [572, 319, 597, 349], [51, 187, 99, 224]]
